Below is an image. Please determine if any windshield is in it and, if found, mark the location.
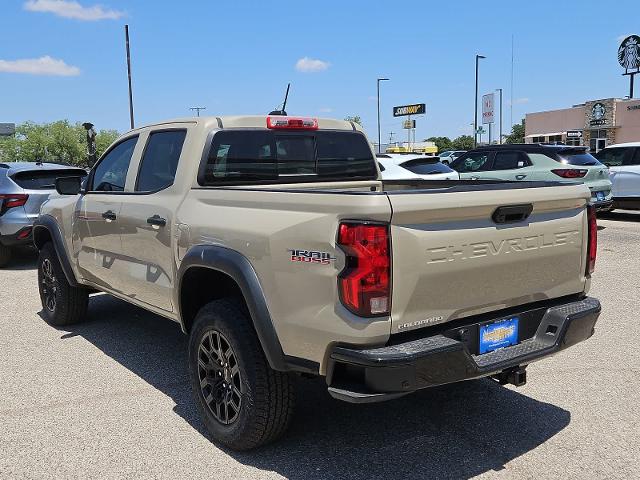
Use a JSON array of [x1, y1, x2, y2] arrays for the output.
[[556, 149, 603, 166]]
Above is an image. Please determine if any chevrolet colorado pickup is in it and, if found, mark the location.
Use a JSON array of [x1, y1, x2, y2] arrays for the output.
[[34, 115, 601, 450]]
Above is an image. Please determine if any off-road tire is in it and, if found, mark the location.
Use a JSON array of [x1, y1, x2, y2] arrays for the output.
[[188, 299, 296, 450], [0, 243, 11, 268], [38, 242, 88, 326]]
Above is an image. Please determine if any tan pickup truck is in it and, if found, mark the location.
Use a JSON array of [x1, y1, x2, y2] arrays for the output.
[[33, 115, 601, 450]]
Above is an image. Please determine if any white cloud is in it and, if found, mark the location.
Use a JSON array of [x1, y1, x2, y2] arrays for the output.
[[295, 57, 330, 73], [319, 107, 333, 113], [24, 0, 125, 21], [0, 56, 80, 76], [511, 97, 530, 105]]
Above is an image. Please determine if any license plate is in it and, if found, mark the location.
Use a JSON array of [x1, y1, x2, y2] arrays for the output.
[[479, 317, 519, 354], [596, 191, 605, 201]]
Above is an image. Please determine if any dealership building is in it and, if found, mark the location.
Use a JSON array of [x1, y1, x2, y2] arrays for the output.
[[524, 97, 640, 152]]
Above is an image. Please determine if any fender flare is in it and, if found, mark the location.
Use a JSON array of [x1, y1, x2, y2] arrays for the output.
[[32, 215, 80, 287], [176, 245, 318, 374]]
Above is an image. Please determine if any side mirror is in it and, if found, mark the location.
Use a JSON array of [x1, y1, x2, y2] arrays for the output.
[[55, 176, 83, 195]]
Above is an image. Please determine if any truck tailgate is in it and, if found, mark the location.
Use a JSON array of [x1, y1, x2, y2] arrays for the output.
[[387, 183, 591, 333]]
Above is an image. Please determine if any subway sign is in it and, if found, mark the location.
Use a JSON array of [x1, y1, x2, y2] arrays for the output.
[[393, 103, 426, 117]]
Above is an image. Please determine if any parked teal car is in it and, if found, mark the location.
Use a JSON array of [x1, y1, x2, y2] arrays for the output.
[[450, 144, 613, 210]]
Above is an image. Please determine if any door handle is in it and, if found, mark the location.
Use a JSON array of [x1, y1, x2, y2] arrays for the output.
[[102, 210, 117, 221], [516, 174, 527, 180], [147, 215, 167, 227]]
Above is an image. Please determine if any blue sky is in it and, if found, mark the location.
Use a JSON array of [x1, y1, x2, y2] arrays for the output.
[[0, 0, 638, 141]]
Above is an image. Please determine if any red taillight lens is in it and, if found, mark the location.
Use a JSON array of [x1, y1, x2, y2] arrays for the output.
[[0, 193, 28, 209], [586, 205, 597, 275], [337, 222, 390, 317], [551, 169, 587, 178], [266, 116, 318, 130]]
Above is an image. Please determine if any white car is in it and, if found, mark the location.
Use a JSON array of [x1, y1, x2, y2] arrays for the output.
[[594, 142, 640, 210], [438, 150, 467, 165], [377, 154, 459, 180]]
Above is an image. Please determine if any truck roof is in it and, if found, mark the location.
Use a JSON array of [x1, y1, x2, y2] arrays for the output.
[[130, 115, 359, 133]]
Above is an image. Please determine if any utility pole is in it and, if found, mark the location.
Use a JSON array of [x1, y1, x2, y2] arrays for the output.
[[190, 107, 207, 117], [377, 78, 389, 153], [388, 131, 395, 144], [510, 35, 514, 131], [497, 88, 503, 144], [474, 54, 486, 148], [125, 24, 135, 130]]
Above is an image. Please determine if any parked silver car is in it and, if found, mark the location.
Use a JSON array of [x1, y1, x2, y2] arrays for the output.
[[0, 162, 86, 267]]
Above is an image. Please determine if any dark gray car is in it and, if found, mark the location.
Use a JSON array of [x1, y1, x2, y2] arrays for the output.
[[0, 162, 86, 267]]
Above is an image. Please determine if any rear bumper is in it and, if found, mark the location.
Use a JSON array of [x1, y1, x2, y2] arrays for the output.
[[0, 226, 34, 247], [328, 297, 600, 403]]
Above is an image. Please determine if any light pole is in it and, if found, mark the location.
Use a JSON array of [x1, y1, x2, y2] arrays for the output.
[[496, 88, 503, 144], [474, 54, 486, 148], [377, 78, 389, 153]]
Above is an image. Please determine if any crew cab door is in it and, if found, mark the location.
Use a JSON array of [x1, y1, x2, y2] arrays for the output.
[[75, 136, 139, 290], [116, 129, 188, 312]]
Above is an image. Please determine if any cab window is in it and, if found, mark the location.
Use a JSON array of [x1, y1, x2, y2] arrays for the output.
[[90, 136, 138, 192], [136, 130, 187, 192]]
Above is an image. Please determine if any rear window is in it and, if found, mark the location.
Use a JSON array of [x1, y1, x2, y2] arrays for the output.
[[201, 130, 377, 185], [400, 159, 454, 175], [555, 149, 602, 166], [11, 169, 87, 190]]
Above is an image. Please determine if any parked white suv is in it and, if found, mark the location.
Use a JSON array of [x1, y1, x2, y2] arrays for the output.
[[594, 142, 640, 210], [377, 154, 459, 180]]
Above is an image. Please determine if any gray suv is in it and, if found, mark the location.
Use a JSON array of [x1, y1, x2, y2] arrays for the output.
[[0, 162, 86, 267]]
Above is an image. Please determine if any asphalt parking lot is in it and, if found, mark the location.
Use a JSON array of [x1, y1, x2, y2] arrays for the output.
[[1, 211, 639, 480]]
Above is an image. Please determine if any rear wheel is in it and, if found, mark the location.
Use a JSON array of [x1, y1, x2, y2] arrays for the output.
[[0, 243, 11, 268], [38, 243, 88, 326], [188, 299, 296, 450]]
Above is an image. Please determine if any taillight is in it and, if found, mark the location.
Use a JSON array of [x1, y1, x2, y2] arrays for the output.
[[586, 205, 597, 275], [0, 193, 28, 211], [551, 169, 587, 178], [266, 116, 318, 130], [337, 222, 391, 317]]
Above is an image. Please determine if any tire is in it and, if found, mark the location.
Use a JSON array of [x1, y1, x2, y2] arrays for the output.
[[188, 299, 296, 450], [0, 243, 11, 268], [38, 242, 88, 326]]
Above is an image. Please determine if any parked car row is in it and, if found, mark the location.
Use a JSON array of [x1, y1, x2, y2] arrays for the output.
[[0, 162, 87, 267], [594, 142, 640, 210], [1, 139, 638, 270]]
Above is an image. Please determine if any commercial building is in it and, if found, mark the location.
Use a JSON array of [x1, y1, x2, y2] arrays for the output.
[[525, 97, 640, 152]]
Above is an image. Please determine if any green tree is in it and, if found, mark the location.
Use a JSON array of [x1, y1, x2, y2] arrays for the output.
[[505, 120, 525, 144], [0, 121, 120, 166], [451, 135, 474, 150], [425, 136, 452, 153], [95, 129, 120, 158], [344, 115, 362, 127]]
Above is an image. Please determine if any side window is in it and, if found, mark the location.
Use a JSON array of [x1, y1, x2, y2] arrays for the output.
[[452, 152, 492, 173], [136, 130, 187, 192], [91, 136, 138, 192], [597, 148, 626, 167], [624, 148, 640, 166], [493, 151, 528, 170]]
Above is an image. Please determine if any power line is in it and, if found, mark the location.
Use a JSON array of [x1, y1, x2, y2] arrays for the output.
[[190, 107, 206, 117]]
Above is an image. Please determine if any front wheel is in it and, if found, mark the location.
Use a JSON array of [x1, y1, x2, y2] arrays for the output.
[[38, 243, 88, 326], [188, 299, 296, 450]]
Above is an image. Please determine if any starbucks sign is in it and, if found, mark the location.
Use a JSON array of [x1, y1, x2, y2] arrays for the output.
[[590, 103, 607, 126], [618, 35, 640, 72]]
